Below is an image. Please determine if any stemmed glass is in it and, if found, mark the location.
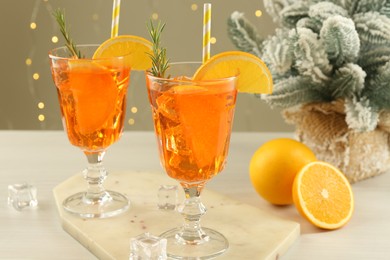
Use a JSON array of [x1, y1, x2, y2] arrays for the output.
[[49, 45, 131, 218], [146, 62, 237, 259]]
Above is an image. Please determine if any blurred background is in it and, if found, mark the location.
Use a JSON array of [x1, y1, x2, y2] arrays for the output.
[[0, 0, 293, 132]]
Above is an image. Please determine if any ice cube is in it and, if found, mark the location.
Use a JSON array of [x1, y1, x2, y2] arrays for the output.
[[129, 233, 167, 260], [156, 93, 178, 121], [8, 183, 38, 210], [162, 125, 193, 171], [157, 184, 178, 210], [164, 125, 190, 153]]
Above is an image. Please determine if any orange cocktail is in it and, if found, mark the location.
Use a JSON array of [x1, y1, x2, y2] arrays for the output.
[[51, 48, 130, 152], [147, 76, 236, 185], [146, 62, 237, 259], [49, 44, 131, 218]]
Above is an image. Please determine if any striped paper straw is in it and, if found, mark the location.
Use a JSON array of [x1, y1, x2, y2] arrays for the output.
[[111, 0, 121, 38], [202, 3, 211, 63]]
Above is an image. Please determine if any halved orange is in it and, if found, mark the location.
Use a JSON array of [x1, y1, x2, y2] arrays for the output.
[[292, 161, 354, 230], [93, 35, 152, 70], [193, 51, 273, 94]]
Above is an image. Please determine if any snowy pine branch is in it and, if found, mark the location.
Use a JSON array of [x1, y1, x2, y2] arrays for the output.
[[363, 61, 390, 110], [227, 12, 262, 57], [263, 0, 296, 23], [290, 28, 332, 83], [354, 12, 390, 48], [352, 0, 386, 14], [380, 0, 390, 17], [358, 46, 390, 74], [296, 17, 322, 33], [328, 63, 366, 99], [227, 0, 390, 131], [345, 97, 379, 132], [320, 15, 360, 67], [309, 2, 349, 24], [280, 2, 310, 28], [262, 76, 330, 108], [261, 29, 294, 78]]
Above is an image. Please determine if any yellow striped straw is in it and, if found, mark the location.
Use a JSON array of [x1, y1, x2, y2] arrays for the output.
[[111, 0, 121, 38], [202, 3, 211, 63]]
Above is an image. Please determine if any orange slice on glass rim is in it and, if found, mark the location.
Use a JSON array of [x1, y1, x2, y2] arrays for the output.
[[93, 35, 153, 70], [292, 161, 354, 230], [193, 51, 273, 94]]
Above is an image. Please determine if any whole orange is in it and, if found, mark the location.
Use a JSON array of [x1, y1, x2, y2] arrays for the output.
[[249, 138, 317, 205]]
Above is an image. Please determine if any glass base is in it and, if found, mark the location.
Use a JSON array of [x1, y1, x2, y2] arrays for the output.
[[160, 227, 229, 259], [62, 190, 130, 218]]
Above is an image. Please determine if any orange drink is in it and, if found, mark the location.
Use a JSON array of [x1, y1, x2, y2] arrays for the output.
[[145, 17, 272, 256], [145, 62, 237, 259], [50, 9, 152, 219], [146, 75, 237, 185], [51, 51, 130, 152], [53, 57, 130, 151], [49, 44, 132, 218]]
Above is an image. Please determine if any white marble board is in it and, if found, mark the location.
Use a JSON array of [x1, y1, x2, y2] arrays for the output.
[[53, 171, 300, 259]]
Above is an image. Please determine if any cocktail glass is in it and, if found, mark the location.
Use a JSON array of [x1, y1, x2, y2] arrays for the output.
[[146, 62, 237, 259], [49, 45, 130, 218]]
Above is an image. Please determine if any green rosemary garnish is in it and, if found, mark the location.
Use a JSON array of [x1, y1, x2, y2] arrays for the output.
[[146, 19, 170, 78], [53, 9, 82, 58]]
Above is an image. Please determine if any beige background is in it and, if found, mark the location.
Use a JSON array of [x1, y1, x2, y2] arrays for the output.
[[0, 0, 293, 132]]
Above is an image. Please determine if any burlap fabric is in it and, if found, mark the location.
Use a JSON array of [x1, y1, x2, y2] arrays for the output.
[[283, 100, 390, 183]]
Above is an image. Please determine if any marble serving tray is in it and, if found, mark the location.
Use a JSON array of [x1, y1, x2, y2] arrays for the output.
[[53, 171, 300, 260]]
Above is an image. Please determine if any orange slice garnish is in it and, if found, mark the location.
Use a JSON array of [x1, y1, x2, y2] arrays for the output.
[[93, 35, 152, 70], [193, 51, 273, 94]]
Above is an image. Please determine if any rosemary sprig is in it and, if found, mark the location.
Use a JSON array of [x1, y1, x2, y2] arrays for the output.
[[53, 9, 82, 58], [146, 19, 170, 78]]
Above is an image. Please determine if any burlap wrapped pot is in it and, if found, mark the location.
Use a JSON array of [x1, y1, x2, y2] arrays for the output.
[[283, 100, 390, 183]]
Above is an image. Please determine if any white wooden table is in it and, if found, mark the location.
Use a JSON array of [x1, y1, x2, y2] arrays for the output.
[[0, 131, 389, 259]]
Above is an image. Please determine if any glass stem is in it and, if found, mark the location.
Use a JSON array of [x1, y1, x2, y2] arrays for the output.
[[176, 184, 209, 245], [82, 151, 110, 204]]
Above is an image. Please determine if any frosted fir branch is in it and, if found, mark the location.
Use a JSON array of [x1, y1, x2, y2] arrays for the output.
[[227, 12, 262, 57], [325, 0, 354, 14], [262, 76, 329, 108], [296, 17, 322, 33], [263, 0, 296, 23], [358, 46, 390, 74], [320, 15, 360, 67], [352, 0, 386, 15], [225, 0, 390, 131], [328, 63, 366, 99], [380, 0, 390, 17], [345, 96, 379, 132], [261, 29, 295, 77], [290, 28, 332, 83], [354, 12, 390, 47], [309, 2, 350, 24], [280, 2, 310, 28], [363, 61, 390, 110]]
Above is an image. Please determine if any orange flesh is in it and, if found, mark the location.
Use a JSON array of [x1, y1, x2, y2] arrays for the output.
[[293, 162, 354, 229]]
